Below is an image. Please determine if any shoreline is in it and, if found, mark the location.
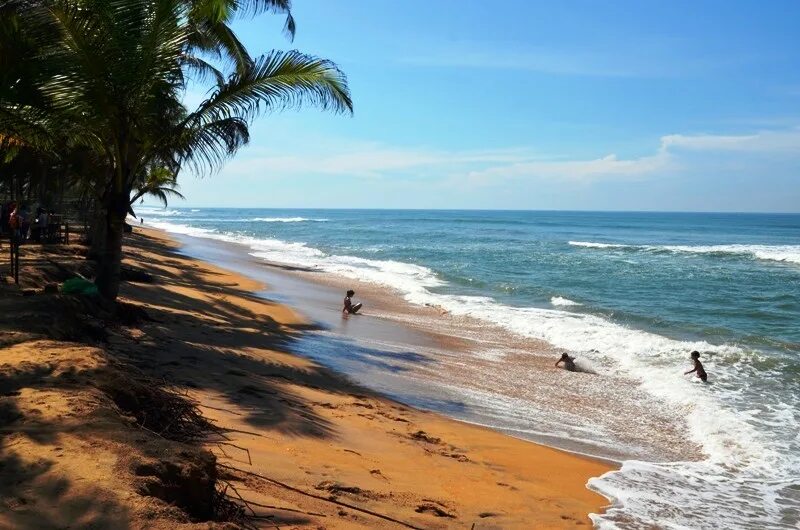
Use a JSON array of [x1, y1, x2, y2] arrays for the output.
[[152, 222, 694, 466], [161, 226, 625, 465], [130, 226, 615, 526], [134, 224, 616, 528]]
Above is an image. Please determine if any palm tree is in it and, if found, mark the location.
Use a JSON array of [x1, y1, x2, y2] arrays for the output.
[[129, 166, 185, 216], [0, 0, 351, 300]]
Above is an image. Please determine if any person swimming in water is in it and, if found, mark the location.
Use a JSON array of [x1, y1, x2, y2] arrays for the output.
[[342, 289, 362, 315], [684, 350, 708, 382], [555, 352, 576, 372]]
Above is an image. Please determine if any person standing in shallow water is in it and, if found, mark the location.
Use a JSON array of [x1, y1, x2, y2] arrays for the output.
[[685, 351, 708, 382], [342, 289, 362, 315]]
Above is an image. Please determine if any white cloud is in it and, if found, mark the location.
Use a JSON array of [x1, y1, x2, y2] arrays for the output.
[[465, 128, 800, 183], [225, 144, 538, 179], [661, 129, 800, 153], [465, 152, 671, 184]]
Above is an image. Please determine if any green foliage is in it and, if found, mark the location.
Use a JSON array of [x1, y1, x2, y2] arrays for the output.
[[0, 0, 352, 299], [1, 0, 351, 193], [130, 166, 186, 213]]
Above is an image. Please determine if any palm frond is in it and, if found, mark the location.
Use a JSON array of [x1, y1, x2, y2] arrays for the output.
[[191, 50, 352, 127], [190, 0, 295, 40], [183, 55, 226, 86], [189, 19, 253, 74], [234, 0, 296, 41], [172, 115, 250, 176], [130, 164, 186, 207], [0, 106, 55, 153]]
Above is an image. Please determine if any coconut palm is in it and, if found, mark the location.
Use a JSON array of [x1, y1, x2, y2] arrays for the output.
[[129, 166, 185, 215], [0, 0, 351, 300]]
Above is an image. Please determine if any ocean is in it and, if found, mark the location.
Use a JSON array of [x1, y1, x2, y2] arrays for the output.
[[139, 207, 800, 529]]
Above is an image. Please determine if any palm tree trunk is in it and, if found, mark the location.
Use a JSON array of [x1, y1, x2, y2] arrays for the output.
[[94, 190, 129, 300], [89, 204, 107, 259]]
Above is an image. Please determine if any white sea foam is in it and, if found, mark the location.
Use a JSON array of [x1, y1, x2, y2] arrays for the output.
[[551, 296, 582, 307], [146, 220, 439, 294], [570, 240, 800, 265], [138, 208, 183, 217], [150, 218, 799, 528], [146, 221, 213, 236], [251, 217, 328, 223], [569, 241, 627, 249]]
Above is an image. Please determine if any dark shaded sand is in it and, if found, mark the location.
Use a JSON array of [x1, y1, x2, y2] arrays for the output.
[[0, 227, 611, 529]]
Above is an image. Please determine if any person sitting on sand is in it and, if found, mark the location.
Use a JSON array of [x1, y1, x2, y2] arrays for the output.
[[555, 352, 576, 372], [684, 351, 708, 382], [8, 205, 20, 241], [343, 289, 362, 314]]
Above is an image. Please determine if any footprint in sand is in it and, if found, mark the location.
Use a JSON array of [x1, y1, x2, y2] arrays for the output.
[[369, 469, 389, 481], [415, 501, 456, 518], [409, 430, 441, 444]]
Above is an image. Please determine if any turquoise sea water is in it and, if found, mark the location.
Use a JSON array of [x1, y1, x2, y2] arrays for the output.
[[142, 208, 800, 529]]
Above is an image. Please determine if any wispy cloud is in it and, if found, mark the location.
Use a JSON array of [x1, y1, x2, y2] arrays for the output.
[[221, 127, 800, 187], [399, 39, 743, 78], [402, 48, 640, 77], [661, 129, 800, 153], [465, 128, 800, 183], [226, 143, 540, 179], [464, 152, 671, 184]]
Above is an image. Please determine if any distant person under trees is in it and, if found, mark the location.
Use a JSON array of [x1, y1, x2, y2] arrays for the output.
[[8, 205, 20, 241]]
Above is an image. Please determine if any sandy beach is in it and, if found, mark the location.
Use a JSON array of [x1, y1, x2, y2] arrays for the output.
[[0, 227, 611, 529]]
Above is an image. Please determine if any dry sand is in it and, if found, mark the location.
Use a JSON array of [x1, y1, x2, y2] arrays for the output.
[[0, 227, 612, 529]]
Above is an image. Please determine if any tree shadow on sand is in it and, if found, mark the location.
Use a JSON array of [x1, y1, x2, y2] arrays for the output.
[[0, 368, 133, 530], [107, 231, 461, 441], [0, 231, 466, 527], [0, 452, 132, 530]]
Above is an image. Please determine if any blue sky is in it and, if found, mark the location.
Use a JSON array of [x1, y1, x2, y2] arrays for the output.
[[175, 0, 800, 212]]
